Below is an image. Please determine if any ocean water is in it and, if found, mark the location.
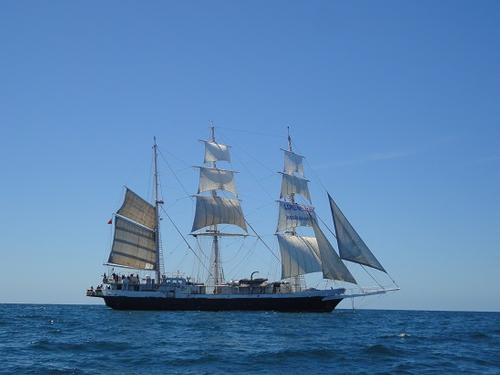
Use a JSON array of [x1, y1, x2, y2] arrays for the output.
[[0, 304, 499, 374]]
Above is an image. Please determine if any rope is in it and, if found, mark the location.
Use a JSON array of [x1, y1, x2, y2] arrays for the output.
[[216, 126, 284, 139], [360, 264, 384, 289], [244, 219, 280, 262], [160, 205, 213, 278], [157, 147, 193, 199]]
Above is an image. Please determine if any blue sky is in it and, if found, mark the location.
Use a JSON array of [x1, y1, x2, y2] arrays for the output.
[[1, 1, 499, 311]]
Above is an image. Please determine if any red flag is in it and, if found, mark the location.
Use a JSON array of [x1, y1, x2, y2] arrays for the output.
[[107, 218, 113, 225]]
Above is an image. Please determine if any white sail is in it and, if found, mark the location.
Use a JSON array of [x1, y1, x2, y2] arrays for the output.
[[276, 200, 315, 233], [277, 234, 322, 279], [328, 194, 386, 272], [108, 216, 157, 270], [191, 195, 247, 233], [197, 166, 237, 195], [117, 188, 156, 229], [311, 218, 357, 284], [280, 173, 311, 202], [283, 150, 305, 177], [203, 140, 231, 163]]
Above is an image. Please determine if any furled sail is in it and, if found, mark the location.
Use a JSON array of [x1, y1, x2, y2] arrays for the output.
[[310, 217, 357, 284], [203, 140, 231, 163], [280, 173, 311, 203], [328, 194, 386, 272], [283, 150, 305, 177], [197, 166, 237, 195], [117, 188, 156, 230], [191, 195, 247, 233], [277, 234, 322, 279], [108, 216, 157, 270], [276, 200, 315, 233]]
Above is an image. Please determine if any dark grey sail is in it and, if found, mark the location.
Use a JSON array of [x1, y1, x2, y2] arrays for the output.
[[108, 188, 159, 271], [328, 193, 386, 272], [310, 217, 357, 284]]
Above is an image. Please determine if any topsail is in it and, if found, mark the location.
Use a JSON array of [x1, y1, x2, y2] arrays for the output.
[[280, 173, 311, 203], [203, 140, 231, 163], [283, 149, 305, 177], [276, 200, 315, 233], [328, 194, 386, 272], [197, 166, 237, 195], [192, 136, 247, 235], [191, 195, 247, 233]]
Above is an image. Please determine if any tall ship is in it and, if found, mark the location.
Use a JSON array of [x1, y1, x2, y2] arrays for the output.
[[87, 128, 399, 312]]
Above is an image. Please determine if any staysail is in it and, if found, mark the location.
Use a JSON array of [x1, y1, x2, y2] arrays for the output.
[[328, 193, 386, 272], [310, 217, 357, 284]]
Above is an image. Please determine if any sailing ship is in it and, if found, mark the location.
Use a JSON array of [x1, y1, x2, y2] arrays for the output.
[[87, 128, 399, 312]]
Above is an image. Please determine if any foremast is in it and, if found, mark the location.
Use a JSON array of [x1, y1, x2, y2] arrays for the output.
[[276, 128, 357, 286]]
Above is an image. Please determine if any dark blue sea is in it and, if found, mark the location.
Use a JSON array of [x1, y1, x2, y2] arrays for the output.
[[0, 304, 499, 374]]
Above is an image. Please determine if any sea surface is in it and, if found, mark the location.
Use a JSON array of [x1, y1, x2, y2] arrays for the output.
[[0, 304, 498, 374]]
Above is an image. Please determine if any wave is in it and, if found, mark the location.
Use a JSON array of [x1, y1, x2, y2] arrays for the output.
[[30, 339, 132, 352], [363, 344, 400, 357], [379, 332, 412, 340], [10, 365, 86, 375], [469, 331, 490, 340], [245, 347, 340, 363]]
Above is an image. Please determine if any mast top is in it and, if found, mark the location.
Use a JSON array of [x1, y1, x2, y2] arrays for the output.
[[210, 122, 215, 142], [287, 126, 292, 152]]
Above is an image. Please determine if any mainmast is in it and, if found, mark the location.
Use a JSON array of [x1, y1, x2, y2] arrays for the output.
[[153, 137, 163, 285], [209, 126, 222, 288], [287, 126, 297, 236], [191, 125, 247, 292]]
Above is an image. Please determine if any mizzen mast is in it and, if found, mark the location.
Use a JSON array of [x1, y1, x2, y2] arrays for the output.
[[153, 137, 163, 284], [104, 139, 164, 284]]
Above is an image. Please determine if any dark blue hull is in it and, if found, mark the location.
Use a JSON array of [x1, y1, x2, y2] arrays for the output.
[[103, 295, 342, 312]]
